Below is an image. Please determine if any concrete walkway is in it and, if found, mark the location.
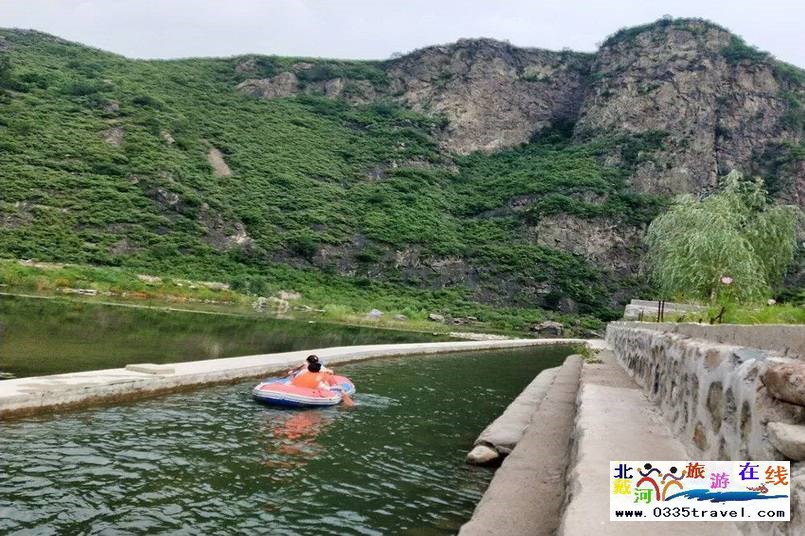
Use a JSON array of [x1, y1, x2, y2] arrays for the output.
[[460, 355, 583, 535], [559, 349, 739, 535], [0, 338, 590, 418]]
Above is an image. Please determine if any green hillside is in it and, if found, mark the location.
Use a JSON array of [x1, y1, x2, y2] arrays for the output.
[[0, 30, 668, 330]]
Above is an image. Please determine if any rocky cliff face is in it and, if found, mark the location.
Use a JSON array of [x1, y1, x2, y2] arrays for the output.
[[1, 22, 799, 321], [575, 20, 803, 204], [229, 19, 803, 311], [237, 39, 592, 154], [229, 20, 805, 310], [237, 19, 804, 206], [384, 39, 591, 154]]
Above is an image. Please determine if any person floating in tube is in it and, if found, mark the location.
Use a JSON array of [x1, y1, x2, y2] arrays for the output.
[[291, 360, 354, 406], [288, 354, 332, 378]]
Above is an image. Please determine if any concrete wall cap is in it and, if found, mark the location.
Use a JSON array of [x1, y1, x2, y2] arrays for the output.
[[125, 363, 176, 375]]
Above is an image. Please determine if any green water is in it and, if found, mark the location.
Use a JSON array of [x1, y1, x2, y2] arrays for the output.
[[0, 346, 569, 534], [0, 295, 450, 378]]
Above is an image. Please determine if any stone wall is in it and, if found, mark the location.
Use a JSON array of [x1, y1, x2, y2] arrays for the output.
[[606, 322, 805, 460], [607, 322, 805, 535], [620, 322, 805, 357]]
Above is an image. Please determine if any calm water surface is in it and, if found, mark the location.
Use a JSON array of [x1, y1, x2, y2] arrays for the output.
[[0, 346, 569, 535], [0, 295, 449, 378]]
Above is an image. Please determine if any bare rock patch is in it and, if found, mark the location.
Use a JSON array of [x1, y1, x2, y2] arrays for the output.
[[207, 147, 232, 177]]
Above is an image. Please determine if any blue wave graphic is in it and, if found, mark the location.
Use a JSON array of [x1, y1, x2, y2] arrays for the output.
[[665, 489, 788, 503]]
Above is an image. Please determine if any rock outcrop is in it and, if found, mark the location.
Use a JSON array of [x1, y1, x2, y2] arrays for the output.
[[236, 71, 300, 100], [575, 20, 803, 201], [235, 19, 803, 206], [384, 39, 591, 154], [531, 214, 643, 274], [101, 125, 124, 146], [206, 147, 232, 177]]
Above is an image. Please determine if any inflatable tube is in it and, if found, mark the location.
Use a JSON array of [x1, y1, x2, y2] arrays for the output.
[[329, 375, 356, 396], [252, 375, 355, 408]]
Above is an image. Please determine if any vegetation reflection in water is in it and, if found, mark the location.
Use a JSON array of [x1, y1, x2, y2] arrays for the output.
[[0, 346, 569, 535], [0, 295, 450, 378]]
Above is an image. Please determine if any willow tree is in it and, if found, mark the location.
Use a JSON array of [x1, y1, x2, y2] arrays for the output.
[[645, 171, 799, 303]]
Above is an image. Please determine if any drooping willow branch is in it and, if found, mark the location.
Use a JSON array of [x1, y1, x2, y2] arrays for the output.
[[644, 170, 799, 304]]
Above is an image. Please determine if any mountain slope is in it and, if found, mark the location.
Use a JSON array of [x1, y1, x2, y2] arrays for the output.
[[0, 18, 802, 324]]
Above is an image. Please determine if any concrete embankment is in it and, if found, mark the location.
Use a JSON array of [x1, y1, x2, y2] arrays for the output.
[[463, 324, 805, 535], [605, 322, 805, 535], [0, 338, 587, 418], [466, 366, 559, 465], [460, 355, 583, 536], [614, 321, 805, 357], [606, 321, 805, 461], [459, 337, 741, 535], [559, 348, 738, 535]]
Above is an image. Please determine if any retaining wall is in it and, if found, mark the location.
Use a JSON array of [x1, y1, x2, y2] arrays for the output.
[[621, 322, 805, 357], [607, 322, 805, 535], [606, 322, 805, 460]]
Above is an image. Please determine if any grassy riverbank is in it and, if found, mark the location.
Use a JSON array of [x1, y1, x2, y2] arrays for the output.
[[636, 302, 805, 325], [0, 259, 606, 335], [4, 259, 800, 334], [717, 303, 804, 324]]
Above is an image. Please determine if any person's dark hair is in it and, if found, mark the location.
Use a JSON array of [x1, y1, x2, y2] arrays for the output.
[[308, 362, 322, 372], [306, 355, 319, 364]]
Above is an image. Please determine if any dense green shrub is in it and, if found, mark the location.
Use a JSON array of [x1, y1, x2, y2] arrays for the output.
[[59, 77, 106, 96], [131, 94, 164, 108], [295, 61, 388, 87], [0, 56, 15, 89], [773, 62, 805, 85], [722, 36, 770, 64]]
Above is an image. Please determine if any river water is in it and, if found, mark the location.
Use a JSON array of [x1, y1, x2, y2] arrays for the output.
[[0, 295, 450, 378], [0, 346, 569, 535]]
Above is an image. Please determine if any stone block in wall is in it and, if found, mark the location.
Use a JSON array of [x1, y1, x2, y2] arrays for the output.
[[763, 362, 805, 407], [768, 422, 805, 461]]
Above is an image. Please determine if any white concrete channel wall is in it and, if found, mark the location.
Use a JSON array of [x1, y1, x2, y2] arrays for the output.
[[0, 338, 587, 418]]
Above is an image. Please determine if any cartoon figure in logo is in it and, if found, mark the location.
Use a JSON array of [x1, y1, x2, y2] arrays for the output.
[[747, 483, 769, 494], [636, 463, 661, 500], [661, 466, 684, 499]]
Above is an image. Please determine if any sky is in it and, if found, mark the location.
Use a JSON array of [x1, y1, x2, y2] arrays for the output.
[[0, 0, 802, 67]]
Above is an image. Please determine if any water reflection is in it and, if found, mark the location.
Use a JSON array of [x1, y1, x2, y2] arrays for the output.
[[261, 409, 337, 474], [0, 295, 449, 377]]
